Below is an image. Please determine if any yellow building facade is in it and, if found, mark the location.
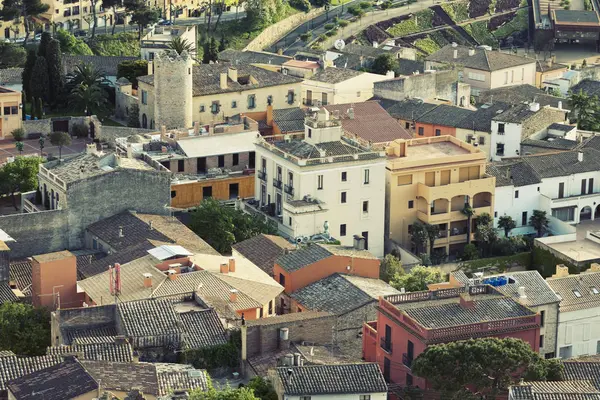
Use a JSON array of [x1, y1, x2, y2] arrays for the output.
[[385, 136, 495, 258], [0, 87, 23, 140]]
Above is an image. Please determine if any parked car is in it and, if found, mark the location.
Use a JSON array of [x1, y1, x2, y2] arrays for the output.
[[159, 19, 173, 25], [74, 29, 87, 37]]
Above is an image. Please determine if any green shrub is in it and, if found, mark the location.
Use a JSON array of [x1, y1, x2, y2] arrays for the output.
[[324, 23, 336, 30], [442, 1, 469, 23], [359, 1, 371, 8], [88, 32, 140, 56], [339, 20, 349, 28], [461, 252, 532, 274], [71, 123, 89, 138], [11, 128, 25, 141], [318, 33, 327, 41], [326, 29, 337, 36], [300, 32, 313, 42], [414, 37, 440, 55]]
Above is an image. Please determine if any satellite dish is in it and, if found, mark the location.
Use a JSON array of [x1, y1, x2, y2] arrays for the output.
[[334, 39, 346, 50]]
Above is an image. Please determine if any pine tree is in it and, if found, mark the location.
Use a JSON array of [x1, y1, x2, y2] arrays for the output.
[[37, 32, 51, 58], [46, 39, 64, 106], [0, 0, 49, 44], [22, 50, 36, 103]]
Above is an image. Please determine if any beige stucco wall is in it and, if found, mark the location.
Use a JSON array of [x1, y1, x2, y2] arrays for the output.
[[0, 89, 23, 139], [138, 80, 156, 129], [302, 71, 391, 105], [455, 128, 491, 158]]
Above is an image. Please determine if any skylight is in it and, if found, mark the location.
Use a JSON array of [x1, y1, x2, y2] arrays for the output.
[[592, 287, 599, 295], [573, 290, 582, 298]]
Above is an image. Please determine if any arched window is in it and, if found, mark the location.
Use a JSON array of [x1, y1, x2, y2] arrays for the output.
[[142, 113, 147, 128]]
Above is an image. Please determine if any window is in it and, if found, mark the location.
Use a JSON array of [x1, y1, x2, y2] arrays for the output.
[[307, 128, 312, 138], [540, 335, 544, 348], [466, 134, 473, 143], [288, 217, 292, 226], [287, 90, 295, 104], [468, 71, 486, 81], [545, 352, 555, 359], [540, 310, 545, 327], [178, 159, 184, 172], [515, 190, 519, 199], [357, 91, 361, 97], [2, 106, 9, 115], [522, 211, 528, 226], [435, 129, 441, 136], [383, 357, 390, 382], [247, 94, 256, 109], [360, 396, 371, 400], [498, 123, 505, 134], [573, 290, 582, 298], [362, 201, 369, 213], [559, 345, 572, 359], [197, 157, 206, 173], [317, 175, 323, 190], [231, 100, 237, 108], [597, 341, 600, 355], [552, 206, 575, 222], [363, 169, 370, 184], [218, 155, 225, 168], [249, 152, 255, 168], [232, 153, 239, 166], [590, 178, 595, 194], [478, 136, 485, 145], [268, 300, 273, 314], [405, 122, 410, 129], [418, 127, 424, 135], [397, 175, 412, 186], [211, 101, 220, 114], [408, 200, 414, 209], [406, 373, 413, 386], [341, 192, 347, 203], [340, 224, 346, 236], [341, 171, 347, 182], [141, 90, 148, 105], [199, 105, 205, 112], [267, 95, 273, 105], [92, 238, 98, 250], [559, 182, 565, 199], [582, 179, 587, 195], [259, 308, 263, 318], [202, 186, 212, 198], [362, 231, 369, 250], [73, 5, 79, 14], [496, 143, 505, 156], [279, 273, 285, 286]]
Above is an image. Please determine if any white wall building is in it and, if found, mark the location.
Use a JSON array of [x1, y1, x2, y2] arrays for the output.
[[547, 265, 600, 359], [489, 145, 600, 235], [250, 107, 386, 257]]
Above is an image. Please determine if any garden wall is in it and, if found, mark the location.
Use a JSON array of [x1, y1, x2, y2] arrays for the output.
[[23, 119, 52, 137], [244, 8, 323, 51]]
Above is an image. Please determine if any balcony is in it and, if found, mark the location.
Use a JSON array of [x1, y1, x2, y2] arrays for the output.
[[258, 170, 267, 181], [284, 184, 294, 196], [380, 337, 392, 354], [416, 177, 496, 203], [402, 353, 413, 369], [273, 178, 282, 190]]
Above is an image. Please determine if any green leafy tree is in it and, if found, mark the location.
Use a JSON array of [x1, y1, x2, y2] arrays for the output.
[[412, 338, 562, 399], [461, 243, 478, 260], [568, 89, 600, 131], [245, 376, 277, 400], [410, 220, 429, 255], [190, 198, 277, 253], [0, 156, 43, 209], [474, 212, 496, 257], [49, 131, 72, 161], [0, 42, 26, 68], [0, 302, 51, 356], [348, 5, 365, 18], [29, 56, 49, 102], [15, 141, 24, 155], [425, 223, 440, 257], [37, 31, 51, 58], [46, 39, 65, 107], [390, 265, 443, 292], [498, 215, 516, 238], [102, 0, 122, 34], [380, 253, 403, 282], [117, 59, 148, 89], [127, 103, 141, 127], [169, 36, 194, 55], [124, 0, 160, 39], [68, 83, 110, 118], [21, 49, 36, 103], [66, 63, 110, 94], [55, 29, 94, 55], [0, 0, 49, 45], [529, 209, 550, 237], [189, 385, 259, 400], [300, 31, 312, 42], [371, 53, 398, 75]]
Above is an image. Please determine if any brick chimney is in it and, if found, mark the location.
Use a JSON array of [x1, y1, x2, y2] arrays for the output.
[[167, 269, 177, 280], [551, 264, 570, 278], [143, 273, 153, 288], [459, 292, 475, 309], [266, 103, 274, 126], [230, 288, 238, 302], [229, 258, 236, 273], [220, 72, 228, 90], [220, 263, 228, 274]]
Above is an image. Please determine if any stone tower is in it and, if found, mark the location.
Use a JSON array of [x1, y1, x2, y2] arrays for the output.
[[153, 50, 193, 130]]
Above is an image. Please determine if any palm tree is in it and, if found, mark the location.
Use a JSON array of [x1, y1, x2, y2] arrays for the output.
[[529, 210, 550, 238], [410, 221, 429, 256], [462, 202, 475, 244], [168, 37, 194, 55], [498, 215, 516, 238], [65, 63, 110, 93], [68, 83, 110, 118]]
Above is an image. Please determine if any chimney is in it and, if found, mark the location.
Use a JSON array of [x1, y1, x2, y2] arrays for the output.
[[119, 226, 124, 238], [229, 258, 236, 273], [459, 292, 475, 309], [578, 151, 584, 162], [468, 48, 475, 56], [505, 167, 512, 181], [161, 125, 167, 137], [266, 103, 274, 126], [529, 102, 540, 112], [230, 288, 238, 302], [558, 100, 562, 110], [279, 327, 290, 350], [220, 263, 229, 274], [453, 49, 458, 59], [193, 121, 200, 135], [148, 220, 153, 230], [227, 67, 238, 83], [293, 353, 301, 366], [373, 41, 379, 48], [353, 235, 365, 250], [386, 70, 395, 78], [347, 108, 355, 120], [143, 272, 153, 288], [167, 269, 177, 280], [518, 286, 527, 299], [220, 72, 228, 90], [552, 264, 570, 278]]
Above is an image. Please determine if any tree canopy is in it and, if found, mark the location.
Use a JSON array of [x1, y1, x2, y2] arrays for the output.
[[0, 0, 49, 43], [0, 302, 51, 356], [190, 198, 277, 254], [412, 337, 563, 399], [390, 265, 443, 292], [55, 29, 94, 55], [529, 210, 549, 238], [568, 89, 600, 131], [0, 42, 26, 68], [371, 53, 398, 75], [380, 254, 403, 283], [498, 215, 516, 238], [0, 156, 43, 210]]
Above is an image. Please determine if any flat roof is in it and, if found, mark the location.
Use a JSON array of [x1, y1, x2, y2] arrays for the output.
[[554, 9, 600, 24], [541, 239, 600, 262], [401, 141, 471, 160]]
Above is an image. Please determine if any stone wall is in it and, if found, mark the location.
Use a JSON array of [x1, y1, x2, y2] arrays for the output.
[[244, 8, 323, 52], [65, 168, 171, 249], [97, 126, 157, 147], [0, 209, 69, 259], [374, 70, 460, 104], [23, 119, 52, 137], [51, 304, 117, 346]]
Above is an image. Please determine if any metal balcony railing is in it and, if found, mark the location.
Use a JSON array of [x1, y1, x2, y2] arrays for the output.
[[402, 353, 413, 368], [284, 184, 294, 196], [380, 338, 392, 354], [258, 170, 267, 181], [273, 178, 282, 189]]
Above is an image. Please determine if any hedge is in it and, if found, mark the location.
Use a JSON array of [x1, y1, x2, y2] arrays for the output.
[[461, 251, 532, 273], [531, 246, 589, 278]]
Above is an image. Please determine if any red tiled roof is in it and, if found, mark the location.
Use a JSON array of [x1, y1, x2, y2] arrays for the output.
[[324, 101, 412, 144]]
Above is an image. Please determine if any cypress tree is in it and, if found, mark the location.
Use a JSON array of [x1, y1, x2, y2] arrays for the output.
[[30, 56, 50, 102], [46, 39, 64, 107], [37, 32, 52, 58], [22, 50, 37, 103], [208, 37, 218, 62], [21, 91, 26, 121], [37, 98, 44, 119]]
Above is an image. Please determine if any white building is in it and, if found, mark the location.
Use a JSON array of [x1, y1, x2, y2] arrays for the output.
[[250, 107, 386, 257], [490, 103, 568, 161], [546, 264, 600, 359], [271, 363, 388, 400], [489, 145, 600, 234], [141, 25, 197, 61]]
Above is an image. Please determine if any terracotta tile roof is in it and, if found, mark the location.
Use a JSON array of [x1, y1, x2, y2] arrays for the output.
[[426, 44, 534, 71], [324, 101, 412, 144], [8, 260, 32, 296], [232, 234, 294, 275], [276, 244, 333, 273], [179, 309, 228, 349], [547, 271, 600, 312], [276, 363, 387, 395]]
